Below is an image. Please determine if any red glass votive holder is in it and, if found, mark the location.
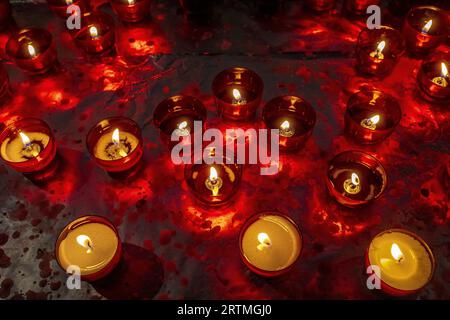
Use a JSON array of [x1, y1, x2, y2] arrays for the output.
[[262, 95, 316, 152], [326, 150, 387, 208], [46, 0, 88, 19], [0, 63, 10, 104], [212, 67, 264, 121], [0, 0, 12, 27], [304, 0, 336, 12], [402, 6, 447, 55], [110, 0, 151, 23], [355, 26, 405, 77], [239, 212, 302, 277], [6, 28, 58, 75], [184, 156, 243, 207], [345, 90, 402, 144], [0, 118, 57, 176], [153, 95, 207, 150], [55, 215, 122, 282], [365, 229, 435, 296], [417, 53, 449, 103], [72, 11, 116, 56], [344, 0, 380, 16], [87, 117, 143, 175]]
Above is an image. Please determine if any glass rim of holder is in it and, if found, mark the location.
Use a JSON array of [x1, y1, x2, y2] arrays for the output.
[[54, 214, 122, 281], [365, 228, 436, 296], [0, 117, 57, 173], [238, 211, 303, 277]]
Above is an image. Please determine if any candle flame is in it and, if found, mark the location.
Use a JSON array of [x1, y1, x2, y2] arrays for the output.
[[128, 0, 135, 4], [66, 0, 73, 4], [232, 88, 242, 101], [27, 44, 36, 58], [422, 19, 432, 33], [178, 121, 187, 130], [391, 243, 403, 262], [112, 128, 121, 145], [351, 173, 360, 186], [209, 166, 218, 182], [89, 26, 98, 38], [257, 232, 272, 251], [441, 62, 448, 77], [19, 132, 32, 148], [376, 41, 385, 54], [76, 235, 93, 254], [280, 120, 290, 130], [370, 114, 380, 125]]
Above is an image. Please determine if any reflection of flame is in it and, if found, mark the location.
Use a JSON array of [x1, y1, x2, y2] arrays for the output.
[[376, 41, 385, 54], [351, 173, 360, 186], [370, 114, 380, 125], [66, 0, 73, 4], [128, 0, 135, 4], [391, 243, 403, 262], [257, 232, 272, 251], [27, 44, 36, 58], [209, 166, 218, 182], [89, 26, 98, 38], [422, 20, 432, 33], [441, 62, 448, 77], [112, 128, 121, 145], [19, 132, 31, 147], [232, 88, 241, 101], [76, 235, 93, 254], [178, 121, 187, 130], [280, 120, 290, 130]]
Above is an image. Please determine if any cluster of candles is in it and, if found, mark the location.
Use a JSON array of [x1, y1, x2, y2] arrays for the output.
[[0, 2, 446, 296]]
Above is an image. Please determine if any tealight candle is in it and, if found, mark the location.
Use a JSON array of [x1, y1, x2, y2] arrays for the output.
[[184, 156, 242, 206], [417, 54, 449, 103], [212, 67, 264, 121], [55, 215, 122, 281], [366, 229, 435, 296], [262, 95, 316, 152], [153, 95, 207, 149], [86, 117, 143, 174], [6, 28, 58, 74], [0, 118, 57, 176], [402, 6, 447, 55], [239, 212, 302, 277], [72, 11, 116, 56], [46, 0, 87, 19], [304, 0, 336, 12], [326, 150, 387, 207], [356, 26, 404, 77], [345, 90, 402, 144], [344, 0, 380, 16], [110, 0, 151, 23]]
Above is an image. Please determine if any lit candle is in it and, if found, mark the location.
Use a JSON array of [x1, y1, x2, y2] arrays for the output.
[[345, 90, 401, 144], [262, 95, 316, 152], [355, 27, 404, 77], [153, 95, 207, 149], [417, 54, 450, 103], [110, 0, 151, 23], [212, 67, 263, 121], [72, 12, 115, 56], [239, 212, 302, 277], [0, 118, 57, 175], [326, 151, 387, 207], [402, 6, 446, 55], [55, 215, 122, 281], [6, 28, 58, 74], [87, 117, 143, 174], [366, 229, 435, 296], [185, 159, 242, 206]]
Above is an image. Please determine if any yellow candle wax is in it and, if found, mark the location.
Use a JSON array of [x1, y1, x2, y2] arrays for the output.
[[56, 216, 121, 279], [240, 214, 302, 276], [93, 128, 138, 161], [0, 131, 49, 162], [367, 229, 434, 292]]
